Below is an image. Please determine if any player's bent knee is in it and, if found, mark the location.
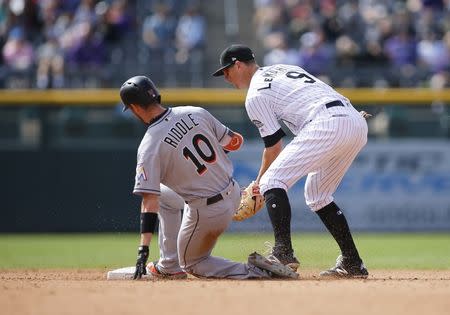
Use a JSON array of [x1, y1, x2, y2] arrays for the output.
[[264, 188, 290, 208], [306, 197, 334, 212], [259, 177, 288, 196]]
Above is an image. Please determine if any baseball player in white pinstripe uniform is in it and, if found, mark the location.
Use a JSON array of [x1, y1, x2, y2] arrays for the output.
[[213, 44, 369, 278], [119, 75, 298, 280]]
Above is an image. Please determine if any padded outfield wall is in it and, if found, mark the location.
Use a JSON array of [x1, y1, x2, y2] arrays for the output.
[[229, 140, 450, 232]]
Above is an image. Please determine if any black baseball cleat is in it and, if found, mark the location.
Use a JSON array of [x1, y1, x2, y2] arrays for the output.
[[320, 255, 369, 279], [264, 242, 300, 271]]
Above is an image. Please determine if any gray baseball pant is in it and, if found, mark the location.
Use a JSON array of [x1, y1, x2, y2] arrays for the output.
[[158, 182, 270, 279]]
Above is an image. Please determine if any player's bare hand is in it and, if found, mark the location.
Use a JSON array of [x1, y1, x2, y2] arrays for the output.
[[359, 111, 372, 119], [133, 245, 149, 280], [250, 181, 261, 196]]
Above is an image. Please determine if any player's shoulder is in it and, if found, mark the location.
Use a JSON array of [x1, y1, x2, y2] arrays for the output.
[[250, 64, 291, 89], [174, 106, 215, 121], [247, 66, 281, 103], [171, 105, 207, 115], [138, 130, 159, 155], [247, 67, 271, 96], [256, 64, 303, 77]]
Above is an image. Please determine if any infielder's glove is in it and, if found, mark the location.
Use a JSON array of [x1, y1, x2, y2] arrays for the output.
[[233, 182, 265, 221], [133, 245, 149, 280]]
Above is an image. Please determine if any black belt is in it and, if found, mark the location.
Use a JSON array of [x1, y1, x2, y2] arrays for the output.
[[206, 180, 235, 205], [325, 100, 345, 109], [186, 193, 223, 206], [206, 194, 223, 205]]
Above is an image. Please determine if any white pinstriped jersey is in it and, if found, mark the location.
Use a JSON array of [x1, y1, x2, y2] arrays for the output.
[[248, 65, 369, 211], [246, 64, 349, 137]]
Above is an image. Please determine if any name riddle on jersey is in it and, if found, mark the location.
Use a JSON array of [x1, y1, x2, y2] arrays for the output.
[[163, 113, 199, 148]]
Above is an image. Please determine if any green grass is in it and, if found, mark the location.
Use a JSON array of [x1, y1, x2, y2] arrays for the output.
[[0, 233, 449, 269]]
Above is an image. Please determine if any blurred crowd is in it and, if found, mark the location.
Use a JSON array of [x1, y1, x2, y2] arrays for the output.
[[1, 0, 450, 89], [0, 0, 205, 88], [255, 0, 450, 88]]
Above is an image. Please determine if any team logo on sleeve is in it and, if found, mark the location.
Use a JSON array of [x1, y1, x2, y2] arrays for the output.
[[136, 164, 147, 181], [252, 120, 264, 128]]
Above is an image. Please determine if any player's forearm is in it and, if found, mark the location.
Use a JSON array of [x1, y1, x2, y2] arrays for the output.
[[256, 141, 282, 183], [139, 233, 153, 247], [141, 191, 160, 210], [139, 194, 160, 246], [256, 164, 269, 184], [256, 155, 273, 183]]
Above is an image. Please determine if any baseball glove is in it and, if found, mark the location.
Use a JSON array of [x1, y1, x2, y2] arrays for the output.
[[233, 182, 265, 221]]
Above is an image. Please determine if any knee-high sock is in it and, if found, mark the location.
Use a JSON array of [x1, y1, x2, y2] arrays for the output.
[[264, 188, 293, 254], [316, 202, 361, 261]]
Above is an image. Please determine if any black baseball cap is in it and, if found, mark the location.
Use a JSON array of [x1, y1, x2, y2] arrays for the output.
[[212, 44, 255, 76]]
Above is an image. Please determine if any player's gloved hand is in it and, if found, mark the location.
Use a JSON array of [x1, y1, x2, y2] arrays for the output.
[[233, 181, 265, 221], [133, 245, 149, 280]]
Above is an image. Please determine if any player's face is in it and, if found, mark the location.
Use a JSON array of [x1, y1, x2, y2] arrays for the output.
[[223, 63, 244, 89], [223, 65, 237, 86]]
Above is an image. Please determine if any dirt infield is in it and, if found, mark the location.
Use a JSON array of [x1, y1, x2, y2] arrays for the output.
[[1, 269, 449, 315]]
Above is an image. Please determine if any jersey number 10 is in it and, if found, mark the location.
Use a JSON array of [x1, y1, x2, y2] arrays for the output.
[[183, 134, 216, 175]]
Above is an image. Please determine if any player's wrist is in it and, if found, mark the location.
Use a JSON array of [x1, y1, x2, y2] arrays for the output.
[[140, 212, 158, 234]]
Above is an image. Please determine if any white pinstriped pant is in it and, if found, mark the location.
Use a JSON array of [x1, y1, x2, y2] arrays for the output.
[[259, 104, 368, 211]]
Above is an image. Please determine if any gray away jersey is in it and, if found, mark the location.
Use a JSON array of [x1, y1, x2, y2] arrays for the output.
[[133, 106, 234, 202], [246, 64, 349, 137]]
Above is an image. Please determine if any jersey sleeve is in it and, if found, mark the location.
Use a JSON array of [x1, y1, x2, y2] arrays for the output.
[[245, 95, 281, 138], [133, 148, 161, 196], [197, 107, 231, 145]]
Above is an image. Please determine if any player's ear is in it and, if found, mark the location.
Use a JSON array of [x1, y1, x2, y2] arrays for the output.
[[129, 104, 139, 112]]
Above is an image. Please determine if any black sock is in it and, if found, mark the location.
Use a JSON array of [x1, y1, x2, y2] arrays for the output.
[[264, 188, 293, 254], [316, 202, 361, 262]]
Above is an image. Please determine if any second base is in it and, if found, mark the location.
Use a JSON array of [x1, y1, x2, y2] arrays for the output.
[[106, 266, 151, 280]]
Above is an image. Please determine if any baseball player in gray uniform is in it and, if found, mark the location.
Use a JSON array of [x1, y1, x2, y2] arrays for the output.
[[213, 44, 369, 278], [153, 184, 186, 278], [119, 75, 298, 280]]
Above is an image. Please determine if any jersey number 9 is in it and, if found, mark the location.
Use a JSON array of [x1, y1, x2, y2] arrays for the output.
[[286, 71, 316, 84]]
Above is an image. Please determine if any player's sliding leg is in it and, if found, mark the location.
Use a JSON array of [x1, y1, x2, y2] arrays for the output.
[[151, 185, 186, 278], [177, 181, 296, 279]]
